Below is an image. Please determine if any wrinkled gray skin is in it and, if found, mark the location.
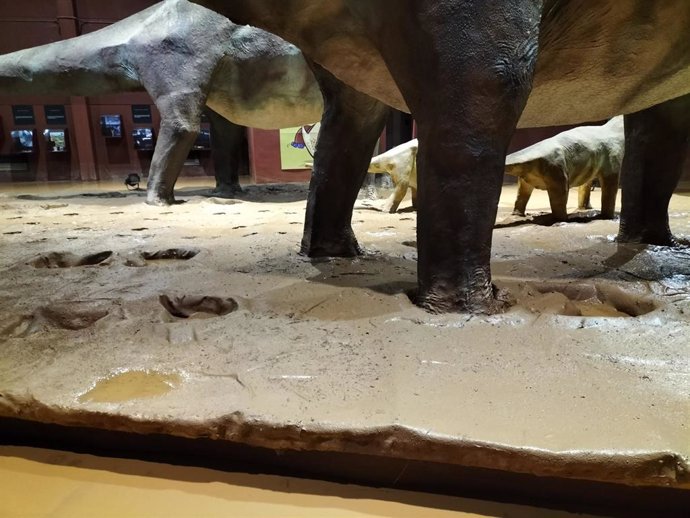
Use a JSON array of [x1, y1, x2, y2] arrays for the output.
[[506, 117, 624, 221], [0, 0, 323, 205], [196, 0, 690, 314]]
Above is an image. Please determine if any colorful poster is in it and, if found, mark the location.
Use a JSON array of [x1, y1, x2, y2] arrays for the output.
[[279, 123, 320, 170]]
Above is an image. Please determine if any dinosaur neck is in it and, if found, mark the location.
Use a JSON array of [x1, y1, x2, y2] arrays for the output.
[[0, 31, 143, 97]]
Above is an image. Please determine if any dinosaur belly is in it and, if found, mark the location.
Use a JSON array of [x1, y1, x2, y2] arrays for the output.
[[520, 0, 690, 127], [206, 52, 324, 129], [195, 0, 690, 126]]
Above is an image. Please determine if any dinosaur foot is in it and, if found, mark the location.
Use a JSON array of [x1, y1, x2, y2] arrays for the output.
[[212, 184, 243, 198], [617, 228, 682, 247], [301, 232, 363, 258], [415, 283, 513, 315]]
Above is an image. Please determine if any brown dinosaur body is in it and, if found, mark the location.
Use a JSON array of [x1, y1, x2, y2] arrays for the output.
[[194, 0, 690, 313]]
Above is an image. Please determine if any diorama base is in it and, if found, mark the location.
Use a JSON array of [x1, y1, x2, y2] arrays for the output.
[[1, 181, 688, 504], [2, 420, 688, 517]]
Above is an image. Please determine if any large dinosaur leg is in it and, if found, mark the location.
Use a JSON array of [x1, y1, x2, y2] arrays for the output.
[[546, 178, 569, 221], [377, 1, 540, 312], [598, 172, 618, 219], [618, 94, 690, 245], [410, 162, 418, 209], [301, 62, 389, 257], [146, 94, 205, 206], [578, 180, 593, 211], [205, 108, 246, 197], [383, 180, 410, 214], [513, 177, 535, 216]]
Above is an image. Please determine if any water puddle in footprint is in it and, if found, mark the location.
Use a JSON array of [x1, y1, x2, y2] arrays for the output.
[[79, 370, 182, 403]]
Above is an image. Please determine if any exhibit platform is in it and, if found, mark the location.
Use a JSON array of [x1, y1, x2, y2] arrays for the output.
[[0, 182, 688, 514]]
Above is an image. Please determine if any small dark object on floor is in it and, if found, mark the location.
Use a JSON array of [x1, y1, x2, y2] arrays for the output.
[[125, 174, 141, 191]]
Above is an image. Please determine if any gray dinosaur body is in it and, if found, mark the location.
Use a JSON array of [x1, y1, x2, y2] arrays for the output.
[[0, 0, 323, 204]]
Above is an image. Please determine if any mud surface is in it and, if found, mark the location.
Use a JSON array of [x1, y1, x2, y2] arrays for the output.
[[0, 179, 689, 488]]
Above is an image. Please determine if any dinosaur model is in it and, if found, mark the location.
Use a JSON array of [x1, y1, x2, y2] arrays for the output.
[[505, 117, 624, 220], [0, 0, 324, 205], [194, 0, 690, 313], [367, 139, 418, 213]]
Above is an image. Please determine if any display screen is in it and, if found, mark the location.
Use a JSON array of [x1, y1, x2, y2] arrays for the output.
[[11, 129, 35, 153], [43, 129, 68, 152], [12, 105, 35, 126], [44, 105, 67, 125], [100, 115, 122, 138], [132, 105, 153, 124], [192, 128, 211, 150], [132, 127, 155, 150]]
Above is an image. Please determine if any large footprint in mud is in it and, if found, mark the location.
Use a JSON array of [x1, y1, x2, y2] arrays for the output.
[[29, 251, 113, 268], [520, 282, 657, 318], [159, 295, 238, 319], [1, 301, 111, 338], [126, 248, 200, 267]]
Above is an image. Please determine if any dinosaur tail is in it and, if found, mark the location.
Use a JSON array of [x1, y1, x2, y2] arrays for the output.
[[0, 26, 142, 97]]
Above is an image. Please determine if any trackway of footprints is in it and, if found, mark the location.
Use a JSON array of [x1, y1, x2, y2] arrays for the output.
[[1, 244, 661, 342], [2, 247, 240, 338]]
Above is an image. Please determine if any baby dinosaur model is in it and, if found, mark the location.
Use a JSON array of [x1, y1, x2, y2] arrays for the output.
[[367, 139, 418, 213], [302, 122, 418, 213], [0, 0, 323, 205], [195, 0, 690, 314], [505, 117, 624, 221]]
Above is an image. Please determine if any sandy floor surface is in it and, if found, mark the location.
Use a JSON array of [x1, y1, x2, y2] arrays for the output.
[[0, 178, 689, 489], [0, 445, 598, 518]]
